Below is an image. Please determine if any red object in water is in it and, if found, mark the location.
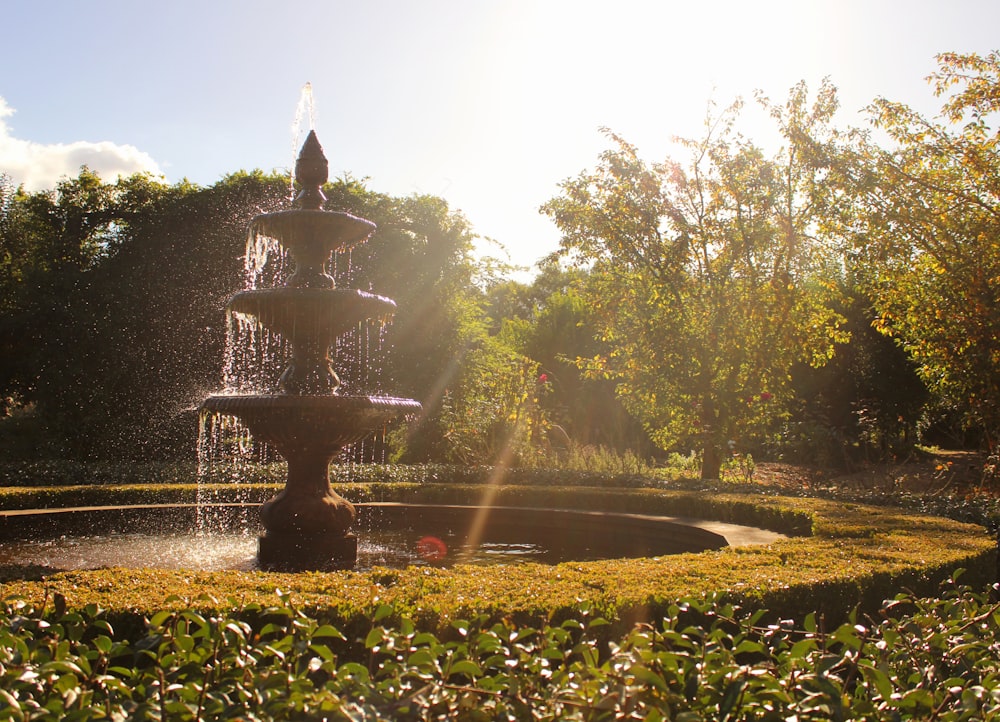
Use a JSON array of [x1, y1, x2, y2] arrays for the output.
[[416, 536, 447, 560]]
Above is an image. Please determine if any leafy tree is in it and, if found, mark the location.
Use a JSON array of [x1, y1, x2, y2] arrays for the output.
[[28, 171, 283, 459], [0, 169, 126, 426], [846, 51, 1000, 448], [0, 175, 37, 414], [318, 180, 497, 463], [543, 83, 847, 479], [431, 321, 543, 466]]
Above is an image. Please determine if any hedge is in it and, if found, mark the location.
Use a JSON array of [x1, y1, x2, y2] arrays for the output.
[[0, 482, 994, 639]]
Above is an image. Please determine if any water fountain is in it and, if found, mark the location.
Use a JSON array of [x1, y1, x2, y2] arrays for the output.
[[200, 130, 421, 570]]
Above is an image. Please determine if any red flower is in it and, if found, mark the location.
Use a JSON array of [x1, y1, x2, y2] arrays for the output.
[[759, 392, 773, 402], [538, 374, 548, 383]]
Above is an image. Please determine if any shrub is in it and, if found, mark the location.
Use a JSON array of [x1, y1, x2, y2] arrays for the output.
[[1, 580, 999, 719]]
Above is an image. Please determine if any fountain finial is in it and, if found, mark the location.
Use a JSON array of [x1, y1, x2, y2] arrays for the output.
[[295, 130, 328, 210]]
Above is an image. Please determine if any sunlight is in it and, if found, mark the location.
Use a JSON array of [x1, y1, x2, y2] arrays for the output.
[[460, 427, 517, 560]]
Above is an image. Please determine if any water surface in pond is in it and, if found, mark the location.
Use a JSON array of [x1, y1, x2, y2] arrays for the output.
[[0, 503, 770, 572], [0, 529, 549, 572]]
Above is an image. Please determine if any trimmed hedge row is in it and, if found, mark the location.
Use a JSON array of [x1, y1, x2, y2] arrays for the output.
[[0, 461, 668, 490], [0, 481, 813, 534], [0, 483, 994, 639]]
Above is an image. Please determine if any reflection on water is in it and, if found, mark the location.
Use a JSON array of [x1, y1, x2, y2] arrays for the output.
[[0, 529, 548, 572]]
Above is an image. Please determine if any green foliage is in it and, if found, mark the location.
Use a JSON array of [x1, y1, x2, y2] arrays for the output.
[[525, 441, 654, 475], [543, 83, 849, 479], [845, 51, 1000, 446], [0, 459, 670, 492], [783, 285, 929, 467], [418, 262, 655, 468], [431, 326, 543, 466], [319, 183, 485, 457], [1, 582, 999, 719], [720, 452, 756, 483], [0, 170, 286, 460]]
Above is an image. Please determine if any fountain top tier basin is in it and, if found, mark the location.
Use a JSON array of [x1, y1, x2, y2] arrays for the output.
[[252, 209, 376, 251], [250, 209, 376, 289], [247, 130, 377, 289]]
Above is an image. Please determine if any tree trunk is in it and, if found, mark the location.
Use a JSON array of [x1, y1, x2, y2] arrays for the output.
[[701, 441, 723, 480], [698, 391, 725, 480]]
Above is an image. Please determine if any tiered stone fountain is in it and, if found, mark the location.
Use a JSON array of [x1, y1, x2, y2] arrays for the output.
[[200, 131, 421, 571]]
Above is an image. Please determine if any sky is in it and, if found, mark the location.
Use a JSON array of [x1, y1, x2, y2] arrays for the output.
[[1, 0, 998, 276]]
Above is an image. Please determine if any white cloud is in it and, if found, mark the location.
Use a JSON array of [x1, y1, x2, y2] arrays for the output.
[[0, 97, 163, 191]]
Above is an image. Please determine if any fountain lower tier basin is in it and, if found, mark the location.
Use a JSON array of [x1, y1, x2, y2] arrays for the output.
[[228, 288, 396, 341], [200, 395, 422, 450], [0, 503, 784, 572]]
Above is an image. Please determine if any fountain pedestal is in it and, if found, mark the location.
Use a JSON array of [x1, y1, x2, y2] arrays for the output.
[[258, 453, 358, 569], [200, 130, 420, 571]]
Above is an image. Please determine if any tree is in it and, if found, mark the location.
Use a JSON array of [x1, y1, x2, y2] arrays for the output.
[[19, 170, 282, 459], [0, 169, 126, 426], [316, 181, 495, 463], [0, 175, 37, 414], [542, 83, 847, 479], [846, 51, 1000, 448]]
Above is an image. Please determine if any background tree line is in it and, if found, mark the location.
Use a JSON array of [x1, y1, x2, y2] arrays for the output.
[[2, 51, 999, 478]]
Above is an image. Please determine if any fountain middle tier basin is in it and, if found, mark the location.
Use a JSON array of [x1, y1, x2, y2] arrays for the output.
[[228, 288, 396, 342], [201, 395, 422, 451]]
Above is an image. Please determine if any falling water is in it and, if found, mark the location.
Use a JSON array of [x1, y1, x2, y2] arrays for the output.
[[221, 312, 288, 394], [198, 202, 398, 509], [226, 222, 389, 397], [244, 222, 290, 289], [196, 409, 259, 529]]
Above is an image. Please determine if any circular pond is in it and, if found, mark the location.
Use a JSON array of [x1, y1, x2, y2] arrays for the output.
[[0, 503, 783, 572]]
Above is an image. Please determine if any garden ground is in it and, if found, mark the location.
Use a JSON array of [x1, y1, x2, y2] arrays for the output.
[[754, 448, 990, 495]]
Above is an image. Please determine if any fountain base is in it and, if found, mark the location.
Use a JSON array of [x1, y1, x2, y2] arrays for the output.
[[258, 531, 358, 571]]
